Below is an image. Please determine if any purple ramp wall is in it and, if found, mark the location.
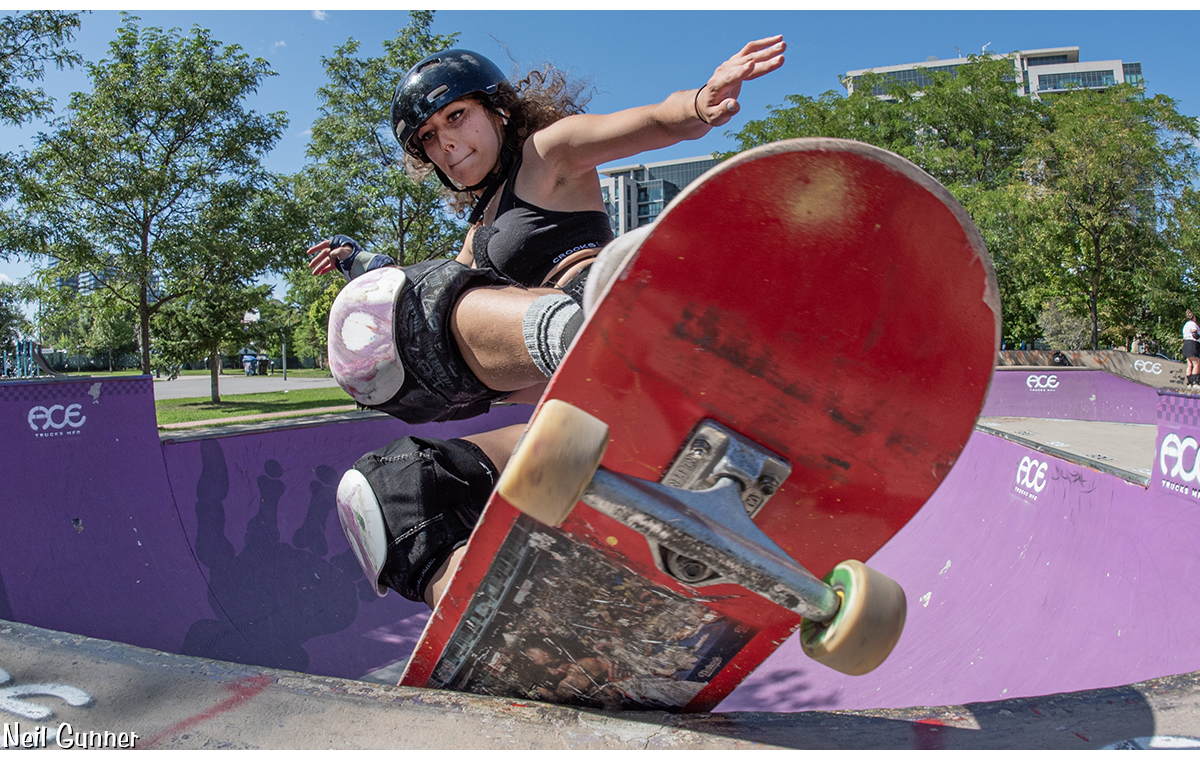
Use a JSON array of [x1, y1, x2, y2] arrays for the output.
[[0, 375, 531, 680], [157, 405, 525, 677], [722, 416, 1200, 711], [0, 377, 203, 651], [981, 367, 1158, 423]]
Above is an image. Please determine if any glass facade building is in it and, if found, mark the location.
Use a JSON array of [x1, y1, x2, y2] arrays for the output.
[[599, 155, 718, 236], [1037, 69, 1117, 92], [845, 46, 1143, 101]]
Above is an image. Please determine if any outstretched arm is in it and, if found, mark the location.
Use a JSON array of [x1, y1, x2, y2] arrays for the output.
[[532, 36, 786, 177]]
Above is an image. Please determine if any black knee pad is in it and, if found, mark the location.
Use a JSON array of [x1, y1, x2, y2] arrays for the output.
[[339, 436, 498, 602]]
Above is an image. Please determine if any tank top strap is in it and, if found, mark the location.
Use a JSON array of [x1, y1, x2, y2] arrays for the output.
[[494, 150, 525, 218]]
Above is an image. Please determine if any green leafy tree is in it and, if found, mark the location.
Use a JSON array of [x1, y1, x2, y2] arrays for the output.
[[298, 10, 464, 267], [1037, 298, 1096, 350], [1015, 85, 1200, 349], [728, 75, 913, 154], [888, 56, 1043, 193], [29, 279, 84, 350], [297, 281, 342, 370], [152, 177, 296, 397], [0, 10, 83, 258], [155, 275, 271, 401], [0, 281, 31, 350], [282, 266, 332, 366], [84, 301, 137, 372], [244, 297, 301, 372], [25, 283, 139, 371], [15, 16, 287, 374], [730, 56, 1043, 192], [279, 11, 465, 370]]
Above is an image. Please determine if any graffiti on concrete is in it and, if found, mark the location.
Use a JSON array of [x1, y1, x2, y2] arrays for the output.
[[0, 666, 91, 720]]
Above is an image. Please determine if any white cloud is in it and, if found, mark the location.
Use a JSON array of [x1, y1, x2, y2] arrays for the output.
[[0, 273, 12, 285], [273, 40, 287, 52], [312, 10, 327, 21]]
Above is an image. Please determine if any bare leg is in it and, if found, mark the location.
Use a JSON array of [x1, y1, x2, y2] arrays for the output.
[[463, 424, 524, 473], [424, 547, 466, 609], [422, 424, 526, 609], [450, 285, 563, 392]]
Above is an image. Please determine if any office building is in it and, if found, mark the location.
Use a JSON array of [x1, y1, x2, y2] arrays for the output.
[[844, 46, 1143, 100], [599, 155, 718, 236]]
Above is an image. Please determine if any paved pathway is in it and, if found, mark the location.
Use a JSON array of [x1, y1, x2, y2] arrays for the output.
[[151, 373, 340, 401]]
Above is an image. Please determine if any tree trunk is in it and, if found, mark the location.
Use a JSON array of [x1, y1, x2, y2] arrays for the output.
[[139, 279, 152, 375], [210, 347, 221, 403]]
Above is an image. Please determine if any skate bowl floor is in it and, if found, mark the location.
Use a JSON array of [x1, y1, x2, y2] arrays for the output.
[[3, 617, 1199, 750], [2, 372, 1200, 748]]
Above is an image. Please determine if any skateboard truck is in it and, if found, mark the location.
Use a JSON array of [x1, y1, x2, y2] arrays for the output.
[[645, 419, 806, 594], [499, 400, 907, 676], [661, 420, 793, 519], [582, 468, 839, 619]]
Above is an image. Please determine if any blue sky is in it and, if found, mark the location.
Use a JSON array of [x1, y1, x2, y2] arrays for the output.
[[2, 8, 1198, 290]]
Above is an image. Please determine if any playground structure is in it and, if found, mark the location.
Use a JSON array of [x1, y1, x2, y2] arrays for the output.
[[3, 339, 61, 378], [0, 352, 1198, 743]]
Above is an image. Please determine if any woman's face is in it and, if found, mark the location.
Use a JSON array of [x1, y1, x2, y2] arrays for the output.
[[416, 98, 505, 189]]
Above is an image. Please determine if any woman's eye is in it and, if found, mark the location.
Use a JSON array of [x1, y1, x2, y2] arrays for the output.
[[419, 130, 433, 143]]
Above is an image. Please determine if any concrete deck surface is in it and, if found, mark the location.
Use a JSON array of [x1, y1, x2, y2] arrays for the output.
[[977, 416, 1156, 484], [2, 620, 1198, 750]]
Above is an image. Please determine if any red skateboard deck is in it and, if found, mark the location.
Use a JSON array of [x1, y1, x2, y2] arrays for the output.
[[400, 138, 1000, 711]]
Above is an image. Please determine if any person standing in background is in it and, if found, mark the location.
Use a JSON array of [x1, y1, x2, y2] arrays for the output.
[[1183, 310, 1199, 388]]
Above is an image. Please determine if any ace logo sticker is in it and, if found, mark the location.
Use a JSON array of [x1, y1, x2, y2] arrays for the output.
[[1158, 433, 1200, 501], [1025, 374, 1059, 392], [27, 404, 86, 438], [1015, 455, 1048, 501]]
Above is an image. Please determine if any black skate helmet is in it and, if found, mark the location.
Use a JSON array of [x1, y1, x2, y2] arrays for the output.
[[392, 49, 508, 155]]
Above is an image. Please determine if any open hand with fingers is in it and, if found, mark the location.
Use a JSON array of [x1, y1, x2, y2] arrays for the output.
[[695, 36, 786, 127], [307, 235, 363, 277]]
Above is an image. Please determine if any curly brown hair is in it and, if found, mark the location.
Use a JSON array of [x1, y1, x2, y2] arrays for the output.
[[404, 64, 593, 216]]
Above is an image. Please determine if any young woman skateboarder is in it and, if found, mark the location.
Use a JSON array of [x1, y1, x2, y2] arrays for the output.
[[323, 37, 787, 607]]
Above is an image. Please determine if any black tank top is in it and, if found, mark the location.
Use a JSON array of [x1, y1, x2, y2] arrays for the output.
[[475, 153, 613, 286]]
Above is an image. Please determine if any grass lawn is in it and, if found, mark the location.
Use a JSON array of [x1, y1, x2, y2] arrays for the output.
[[156, 386, 355, 426]]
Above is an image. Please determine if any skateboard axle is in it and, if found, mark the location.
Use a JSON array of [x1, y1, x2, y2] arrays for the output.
[[582, 471, 841, 621]]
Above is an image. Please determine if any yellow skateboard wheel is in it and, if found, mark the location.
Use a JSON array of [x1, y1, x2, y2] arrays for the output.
[[498, 400, 609, 526], [800, 560, 907, 676]]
